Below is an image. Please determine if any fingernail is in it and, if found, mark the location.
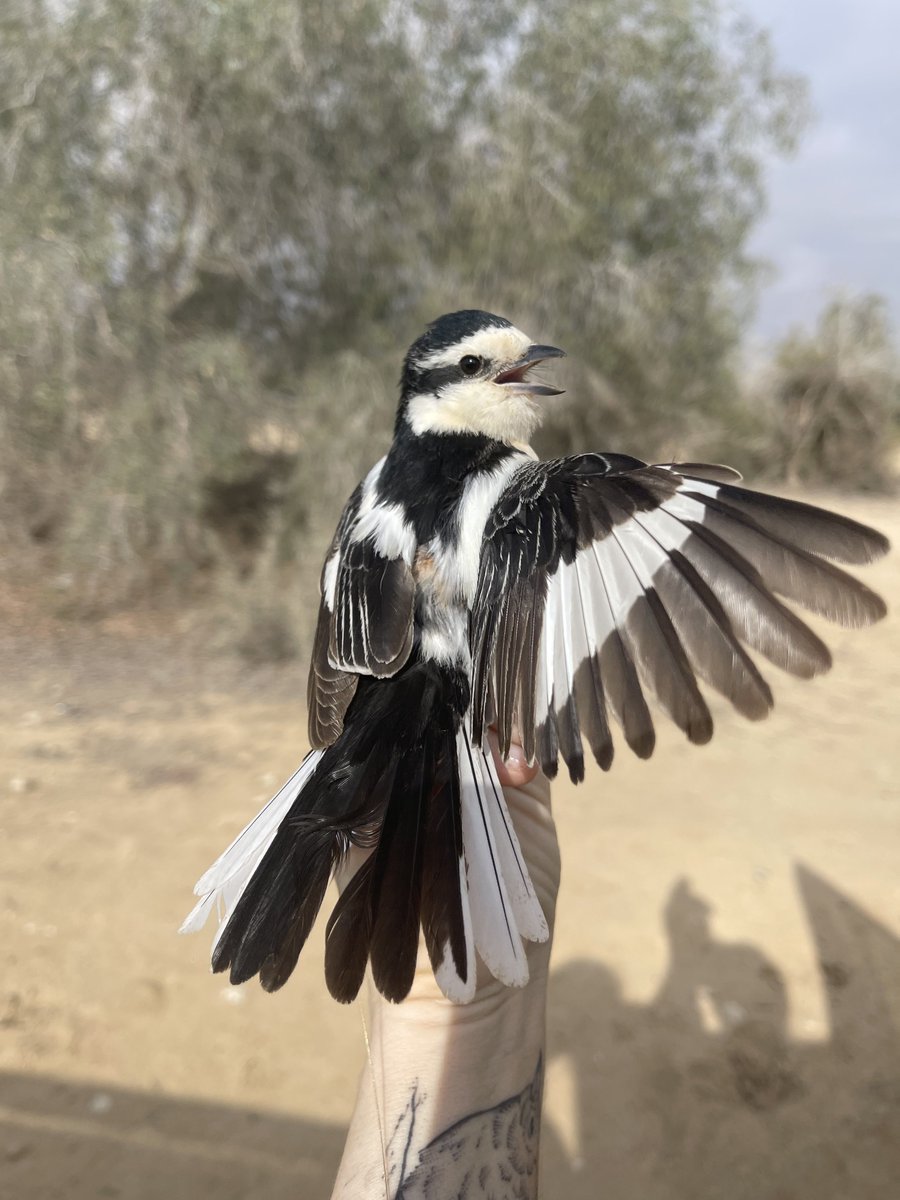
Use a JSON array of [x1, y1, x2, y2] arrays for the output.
[[506, 743, 528, 769]]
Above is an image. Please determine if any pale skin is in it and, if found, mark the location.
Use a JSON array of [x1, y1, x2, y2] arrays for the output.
[[331, 739, 560, 1199]]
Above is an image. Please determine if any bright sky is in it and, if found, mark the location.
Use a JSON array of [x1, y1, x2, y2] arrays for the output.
[[744, 0, 899, 343]]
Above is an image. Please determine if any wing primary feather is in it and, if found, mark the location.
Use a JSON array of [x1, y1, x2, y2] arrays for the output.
[[684, 480, 890, 565], [553, 562, 586, 782], [627, 507, 774, 721], [571, 556, 615, 769], [518, 574, 545, 764], [659, 504, 833, 678], [677, 490, 887, 628], [603, 516, 712, 744], [674, 463, 743, 483], [536, 577, 561, 778], [494, 594, 520, 756]]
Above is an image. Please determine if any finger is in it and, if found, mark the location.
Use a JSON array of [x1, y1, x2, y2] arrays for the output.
[[488, 728, 540, 788]]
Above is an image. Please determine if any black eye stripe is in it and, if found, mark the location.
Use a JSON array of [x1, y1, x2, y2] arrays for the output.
[[416, 356, 489, 394], [416, 364, 462, 392]]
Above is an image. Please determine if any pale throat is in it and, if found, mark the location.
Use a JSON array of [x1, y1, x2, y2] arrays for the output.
[[405, 381, 545, 444]]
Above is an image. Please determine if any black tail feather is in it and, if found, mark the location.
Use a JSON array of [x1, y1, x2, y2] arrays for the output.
[[212, 659, 469, 1003], [421, 743, 469, 988], [369, 747, 430, 1002], [324, 852, 376, 1003], [214, 825, 334, 988]]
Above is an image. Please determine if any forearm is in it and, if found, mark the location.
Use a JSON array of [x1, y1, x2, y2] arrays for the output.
[[332, 772, 557, 1199]]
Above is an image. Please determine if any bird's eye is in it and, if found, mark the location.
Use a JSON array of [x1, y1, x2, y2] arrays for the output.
[[459, 354, 482, 376]]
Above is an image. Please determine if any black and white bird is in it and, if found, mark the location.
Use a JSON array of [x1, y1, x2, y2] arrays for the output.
[[182, 309, 888, 1005]]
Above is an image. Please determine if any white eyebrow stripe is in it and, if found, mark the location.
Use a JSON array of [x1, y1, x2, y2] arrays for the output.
[[418, 326, 532, 370]]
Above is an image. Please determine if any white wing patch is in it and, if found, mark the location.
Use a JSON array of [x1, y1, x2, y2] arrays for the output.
[[537, 508, 693, 732], [350, 500, 417, 563], [322, 552, 340, 611]]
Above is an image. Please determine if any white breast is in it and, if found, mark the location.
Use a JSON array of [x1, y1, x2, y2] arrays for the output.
[[416, 451, 530, 667], [433, 453, 530, 608]]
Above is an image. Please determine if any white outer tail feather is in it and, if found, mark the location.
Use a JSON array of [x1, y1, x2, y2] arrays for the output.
[[478, 744, 548, 943], [457, 725, 548, 992], [432, 855, 477, 1004], [179, 751, 324, 943]]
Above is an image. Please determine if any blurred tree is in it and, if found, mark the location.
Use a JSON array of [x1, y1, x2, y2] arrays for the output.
[[761, 295, 899, 490], [0, 0, 811, 619], [0, 0, 520, 602], [434, 0, 808, 458]]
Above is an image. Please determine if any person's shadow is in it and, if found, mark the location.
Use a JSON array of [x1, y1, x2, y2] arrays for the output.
[[3, 866, 898, 1199], [542, 867, 900, 1200]]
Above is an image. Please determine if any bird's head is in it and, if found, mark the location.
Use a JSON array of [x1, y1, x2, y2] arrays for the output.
[[397, 310, 565, 444]]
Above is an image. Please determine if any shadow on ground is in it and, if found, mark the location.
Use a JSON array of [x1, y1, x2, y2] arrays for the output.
[[3, 864, 899, 1200], [543, 864, 900, 1200], [0, 1069, 345, 1200]]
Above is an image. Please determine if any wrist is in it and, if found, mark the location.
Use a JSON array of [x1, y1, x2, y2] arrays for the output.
[[332, 925, 551, 1198]]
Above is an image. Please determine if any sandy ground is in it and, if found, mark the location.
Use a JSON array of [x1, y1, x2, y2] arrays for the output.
[[1, 491, 899, 1200]]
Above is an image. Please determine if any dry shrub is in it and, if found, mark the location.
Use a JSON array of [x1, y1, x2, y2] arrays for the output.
[[234, 599, 302, 665], [201, 352, 397, 661], [761, 296, 899, 490]]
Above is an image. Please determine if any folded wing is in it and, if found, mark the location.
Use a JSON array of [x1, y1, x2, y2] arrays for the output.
[[308, 461, 417, 749]]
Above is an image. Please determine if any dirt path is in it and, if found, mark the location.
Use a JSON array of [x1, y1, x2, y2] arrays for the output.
[[2, 493, 898, 1199]]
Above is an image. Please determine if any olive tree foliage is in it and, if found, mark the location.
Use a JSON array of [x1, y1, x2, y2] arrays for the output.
[[433, 0, 808, 457], [0, 0, 520, 602], [0, 0, 806, 617]]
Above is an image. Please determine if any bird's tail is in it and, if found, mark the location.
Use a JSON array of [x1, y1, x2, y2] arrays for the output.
[[181, 660, 547, 1004]]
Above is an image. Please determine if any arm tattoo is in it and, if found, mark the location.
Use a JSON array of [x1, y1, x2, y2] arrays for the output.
[[393, 1056, 543, 1199]]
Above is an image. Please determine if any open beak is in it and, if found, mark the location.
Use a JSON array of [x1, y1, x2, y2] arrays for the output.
[[494, 344, 566, 396]]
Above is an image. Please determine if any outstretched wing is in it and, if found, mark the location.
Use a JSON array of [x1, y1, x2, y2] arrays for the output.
[[308, 460, 417, 749], [470, 454, 889, 782]]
